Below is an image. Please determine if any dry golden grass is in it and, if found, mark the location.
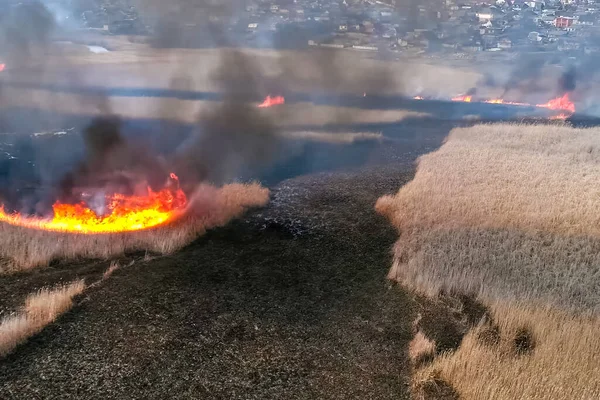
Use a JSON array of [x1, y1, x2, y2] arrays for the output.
[[0, 85, 426, 129], [268, 103, 429, 128], [376, 123, 600, 312], [31, 44, 481, 96], [377, 123, 600, 236], [416, 302, 600, 399], [376, 123, 600, 399], [409, 331, 436, 366], [285, 131, 383, 144], [102, 261, 120, 280], [0, 280, 85, 357], [0, 182, 269, 272]]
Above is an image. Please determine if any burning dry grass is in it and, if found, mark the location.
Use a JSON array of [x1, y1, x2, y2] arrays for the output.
[[0, 85, 427, 129], [0, 280, 85, 357], [376, 123, 600, 398], [0, 182, 269, 272]]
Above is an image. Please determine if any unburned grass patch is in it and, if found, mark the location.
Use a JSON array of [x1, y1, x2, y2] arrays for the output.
[[377, 123, 600, 399], [0, 280, 85, 358], [409, 330, 436, 368], [0, 182, 269, 273], [416, 303, 600, 399], [377, 123, 600, 312]]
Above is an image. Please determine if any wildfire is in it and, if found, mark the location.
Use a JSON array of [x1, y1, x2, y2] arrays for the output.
[[549, 113, 570, 120], [449, 91, 575, 118], [258, 95, 285, 108], [0, 173, 187, 234], [0, 64, 5, 72], [536, 93, 576, 114], [451, 95, 472, 102], [413, 95, 424, 100]]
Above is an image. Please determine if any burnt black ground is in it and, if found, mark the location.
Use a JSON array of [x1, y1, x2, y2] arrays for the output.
[[0, 165, 418, 400], [0, 105, 487, 399]]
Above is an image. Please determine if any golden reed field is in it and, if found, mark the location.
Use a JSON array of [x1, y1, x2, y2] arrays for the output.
[[376, 123, 600, 399]]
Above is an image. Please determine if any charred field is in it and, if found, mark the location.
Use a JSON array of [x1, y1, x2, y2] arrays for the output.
[[0, 42, 598, 397], [1, 0, 599, 396], [0, 98, 547, 399]]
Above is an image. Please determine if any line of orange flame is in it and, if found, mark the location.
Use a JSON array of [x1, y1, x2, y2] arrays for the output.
[[535, 93, 576, 114], [258, 95, 285, 108], [0, 173, 187, 234], [451, 95, 472, 102], [414, 93, 575, 118]]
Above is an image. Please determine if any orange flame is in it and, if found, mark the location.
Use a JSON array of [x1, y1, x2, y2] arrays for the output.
[[451, 95, 472, 102], [449, 92, 575, 119], [0, 174, 187, 234], [536, 93, 575, 114], [549, 113, 570, 120], [258, 95, 285, 108], [413, 95, 424, 100]]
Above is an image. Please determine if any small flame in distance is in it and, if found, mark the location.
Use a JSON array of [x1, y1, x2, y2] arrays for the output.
[[0, 64, 5, 72], [258, 95, 285, 108], [0, 174, 187, 234], [447, 92, 575, 118]]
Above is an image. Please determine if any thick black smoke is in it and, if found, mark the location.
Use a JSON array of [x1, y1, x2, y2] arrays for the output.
[[483, 54, 550, 97], [58, 117, 169, 204], [176, 47, 281, 184], [559, 65, 577, 93], [0, 0, 397, 211]]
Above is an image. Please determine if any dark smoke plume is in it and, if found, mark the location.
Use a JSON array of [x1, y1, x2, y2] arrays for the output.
[[173, 48, 281, 184], [559, 65, 577, 93], [58, 117, 169, 204], [0, 0, 397, 211]]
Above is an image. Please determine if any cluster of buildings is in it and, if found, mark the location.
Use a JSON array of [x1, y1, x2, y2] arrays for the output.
[[419, 0, 600, 56], [71, 0, 600, 57], [293, 0, 600, 57]]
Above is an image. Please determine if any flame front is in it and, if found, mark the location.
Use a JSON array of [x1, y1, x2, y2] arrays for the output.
[[258, 95, 285, 108], [0, 174, 187, 234], [451, 95, 472, 102], [536, 93, 575, 114], [449, 92, 575, 118]]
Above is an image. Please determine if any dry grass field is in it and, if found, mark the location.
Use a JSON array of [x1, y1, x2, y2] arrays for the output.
[[376, 123, 600, 398], [414, 302, 600, 400], [0, 280, 85, 357], [0, 83, 428, 129], [17, 41, 482, 95], [0, 40, 468, 128], [0, 182, 269, 273]]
